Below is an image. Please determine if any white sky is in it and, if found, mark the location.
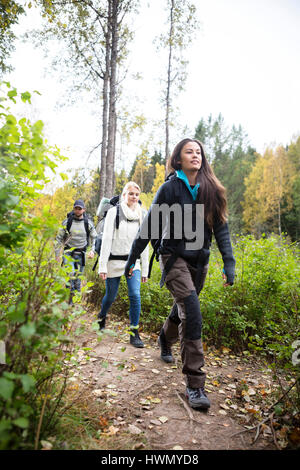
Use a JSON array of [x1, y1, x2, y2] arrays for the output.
[[5, 0, 300, 181]]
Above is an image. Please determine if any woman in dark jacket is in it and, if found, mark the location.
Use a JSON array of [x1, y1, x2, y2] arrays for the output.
[[125, 138, 235, 410]]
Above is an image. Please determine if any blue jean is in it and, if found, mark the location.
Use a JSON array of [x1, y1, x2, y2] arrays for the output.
[[63, 251, 85, 292], [98, 270, 141, 327]]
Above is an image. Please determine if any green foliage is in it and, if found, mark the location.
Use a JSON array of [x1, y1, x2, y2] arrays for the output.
[[281, 136, 300, 240], [0, 83, 83, 449], [0, 1, 25, 73], [0, 82, 65, 252], [201, 235, 299, 367]]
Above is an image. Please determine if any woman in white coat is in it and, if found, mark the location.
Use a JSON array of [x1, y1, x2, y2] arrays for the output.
[[98, 182, 149, 347]]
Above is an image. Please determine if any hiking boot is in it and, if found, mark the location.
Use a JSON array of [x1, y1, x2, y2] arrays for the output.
[[98, 317, 106, 330], [129, 328, 144, 348], [157, 329, 174, 363], [185, 387, 211, 409]]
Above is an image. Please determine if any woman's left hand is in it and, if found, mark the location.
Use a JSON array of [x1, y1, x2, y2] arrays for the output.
[[142, 277, 148, 283], [222, 272, 233, 287]]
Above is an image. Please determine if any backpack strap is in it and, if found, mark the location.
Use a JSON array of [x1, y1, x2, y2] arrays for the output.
[[83, 213, 90, 243], [147, 239, 160, 278], [115, 204, 120, 230], [92, 257, 99, 272], [159, 239, 185, 287], [66, 211, 74, 234]]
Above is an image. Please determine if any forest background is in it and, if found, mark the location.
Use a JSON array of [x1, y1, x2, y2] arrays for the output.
[[0, 0, 299, 450]]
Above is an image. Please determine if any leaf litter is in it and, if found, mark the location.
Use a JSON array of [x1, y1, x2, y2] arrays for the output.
[[66, 312, 293, 450]]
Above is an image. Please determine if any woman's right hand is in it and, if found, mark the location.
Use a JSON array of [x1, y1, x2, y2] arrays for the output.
[[100, 273, 107, 280]]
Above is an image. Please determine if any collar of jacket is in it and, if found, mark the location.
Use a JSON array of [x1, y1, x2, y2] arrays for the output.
[[176, 170, 200, 201]]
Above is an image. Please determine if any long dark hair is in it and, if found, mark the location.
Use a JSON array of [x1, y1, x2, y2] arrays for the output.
[[168, 138, 227, 228]]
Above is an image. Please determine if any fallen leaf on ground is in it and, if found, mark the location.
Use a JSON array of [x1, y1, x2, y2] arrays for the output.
[[150, 419, 161, 426], [286, 427, 300, 445], [151, 398, 161, 404], [40, 440, 53, 450], [139, 399, 151, 406], [159, 416, 168, 423], [222, 347, 231, 354], [220, 403, 230, 410], [133, 443, 145, 450], [106, 384, 116, 389], [128, 424, 143, 435], [103, 425, 119, 436], [243, 395, 251, 402], [99, 416, 109, 429]]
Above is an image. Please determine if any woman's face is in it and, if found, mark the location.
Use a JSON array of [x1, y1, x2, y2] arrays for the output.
[[124, 185, 140, 208], [178, 141, 202, 172]]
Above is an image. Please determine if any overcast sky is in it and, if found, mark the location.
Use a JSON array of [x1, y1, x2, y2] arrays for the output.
[[6, 0, 300, 179]]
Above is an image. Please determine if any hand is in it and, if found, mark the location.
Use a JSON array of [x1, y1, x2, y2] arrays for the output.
[[88, 250, 95, 259], [142, 277, 148, 283], [100, 273, 107, 280], [222, 271, 233, 287], [125, 259, 135, 277], [56, 256, 61, 263], [127, 264, 135, 278]]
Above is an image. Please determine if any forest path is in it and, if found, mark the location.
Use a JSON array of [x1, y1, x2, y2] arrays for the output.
[[66, 309, 277, 451]]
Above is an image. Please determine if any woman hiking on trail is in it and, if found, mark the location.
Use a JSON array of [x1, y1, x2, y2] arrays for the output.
[[98, 182, 149, 348], [124, 138, 235, 409]]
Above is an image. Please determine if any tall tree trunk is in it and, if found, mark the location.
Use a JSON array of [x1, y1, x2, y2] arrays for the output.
[[98, 0, 113, 201], [165, 0, 175, 171], [278, 154, 282, 238], [99, 18, 111, 201], [106, 0, 118, 197], [278, 199, 282, 237]]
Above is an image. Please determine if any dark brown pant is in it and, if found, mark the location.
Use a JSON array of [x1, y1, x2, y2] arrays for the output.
[[159, 255, 208, 388]]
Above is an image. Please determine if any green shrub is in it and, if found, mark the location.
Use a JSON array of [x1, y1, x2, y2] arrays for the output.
[[201, 234, 299, 364], [0, 83, 85, 449]]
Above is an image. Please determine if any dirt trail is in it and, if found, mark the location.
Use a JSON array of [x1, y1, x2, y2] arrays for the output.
[[67, 310, 277, 451]]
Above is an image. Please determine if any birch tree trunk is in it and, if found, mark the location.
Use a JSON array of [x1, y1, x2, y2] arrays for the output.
[[99, 3, 112, 201], [165, 0, 175, 168], [105, 0, 118, 197]]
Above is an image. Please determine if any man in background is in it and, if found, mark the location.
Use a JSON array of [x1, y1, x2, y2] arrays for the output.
[[55, 199, 97, 304]]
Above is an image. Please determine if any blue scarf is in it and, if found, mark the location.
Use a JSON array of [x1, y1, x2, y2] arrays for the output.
[[176, 170, 200, 201]]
